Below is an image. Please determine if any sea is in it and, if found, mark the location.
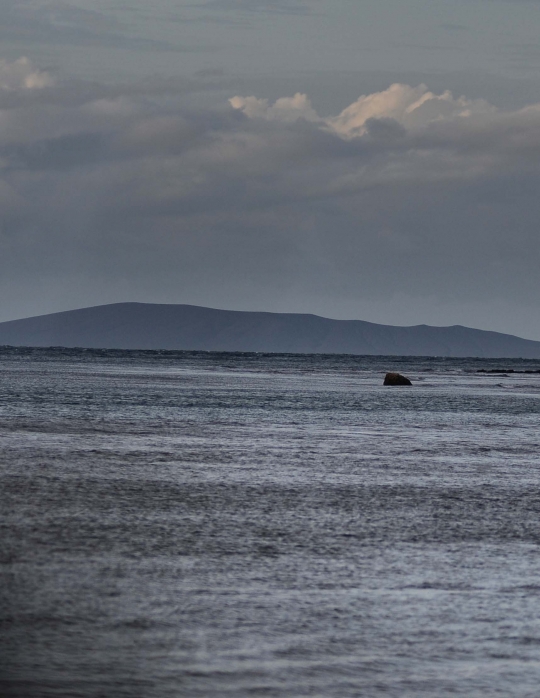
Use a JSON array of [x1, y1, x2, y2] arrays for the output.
[[1, 347, 540, 697]]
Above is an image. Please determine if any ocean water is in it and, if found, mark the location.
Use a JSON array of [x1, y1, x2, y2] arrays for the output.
[[1, 348, 540, 697]]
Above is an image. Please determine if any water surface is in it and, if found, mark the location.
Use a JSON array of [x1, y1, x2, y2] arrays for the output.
[[1, 349, 540, 696]]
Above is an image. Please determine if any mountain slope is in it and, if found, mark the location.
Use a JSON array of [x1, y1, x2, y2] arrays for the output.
[[0, 302, 539, 357]]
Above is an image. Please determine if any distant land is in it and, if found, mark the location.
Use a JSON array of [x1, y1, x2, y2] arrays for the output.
[[1, 302, 540, 358]]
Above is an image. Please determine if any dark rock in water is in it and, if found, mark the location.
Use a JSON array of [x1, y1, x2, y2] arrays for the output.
[[384, 372, 412, 386]]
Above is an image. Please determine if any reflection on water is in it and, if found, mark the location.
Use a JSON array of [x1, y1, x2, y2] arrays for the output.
[[1, 348, 540, 696]]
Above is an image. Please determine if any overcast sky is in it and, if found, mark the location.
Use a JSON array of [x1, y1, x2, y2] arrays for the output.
[[2, 0, 540, 339]]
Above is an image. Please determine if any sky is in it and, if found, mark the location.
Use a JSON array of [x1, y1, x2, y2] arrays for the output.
[[1, 0, 540, 339]]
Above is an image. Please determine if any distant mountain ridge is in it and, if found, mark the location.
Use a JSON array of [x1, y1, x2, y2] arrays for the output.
[[0, 302, 540, 358]]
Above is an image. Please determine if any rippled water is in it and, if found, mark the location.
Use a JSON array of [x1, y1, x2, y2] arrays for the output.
[[2, 348, 540, 697]]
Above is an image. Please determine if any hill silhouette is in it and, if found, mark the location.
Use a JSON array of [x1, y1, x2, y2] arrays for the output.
[[1, 302, 539, 357]]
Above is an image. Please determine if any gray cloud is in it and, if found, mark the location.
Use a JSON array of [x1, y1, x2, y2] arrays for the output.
[[0, 0, 183, 51], [440, 23, 469, 32], [2, 59, 540, 338], [191, 0, 312, 15]]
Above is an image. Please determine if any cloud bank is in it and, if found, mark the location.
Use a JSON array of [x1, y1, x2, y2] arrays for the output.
[[1, 58, 540, 337]]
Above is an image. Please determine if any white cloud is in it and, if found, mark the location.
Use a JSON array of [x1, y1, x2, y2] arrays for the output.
[[0, 57, 54, 91], [229, 93, 319, 122], [231, 83, 497, 137], [328, 83, 496, 136]]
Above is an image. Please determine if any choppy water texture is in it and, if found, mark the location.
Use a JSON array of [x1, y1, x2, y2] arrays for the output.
[[2, 348, 540, 697]]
